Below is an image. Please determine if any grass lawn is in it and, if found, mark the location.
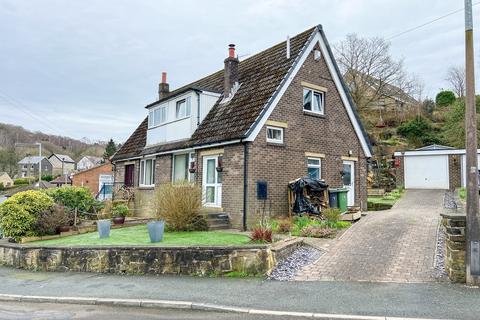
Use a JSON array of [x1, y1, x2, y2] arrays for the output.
[[367, 188, 404, 210], [28, 225, 251, 247], [367, 196, 397, 205]]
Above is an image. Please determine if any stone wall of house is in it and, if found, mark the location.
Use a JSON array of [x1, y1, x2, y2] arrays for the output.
[[244, 41, 368, 224], [441, 213, 466, 283], [0, 241, 279, 276], [448, 155, 461, 190]]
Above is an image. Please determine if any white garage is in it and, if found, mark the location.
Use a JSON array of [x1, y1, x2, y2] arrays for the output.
[[403, 155, 449, 189], [394, 145, 462, 190]]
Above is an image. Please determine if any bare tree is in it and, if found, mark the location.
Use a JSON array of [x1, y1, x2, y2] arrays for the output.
[[334, 34, 421, 111], [445, 65, 465, 97]]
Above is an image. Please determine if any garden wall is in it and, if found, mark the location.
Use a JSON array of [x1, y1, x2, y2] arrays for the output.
[[441, 213, 466, 283], [0, 238, 303, 276]]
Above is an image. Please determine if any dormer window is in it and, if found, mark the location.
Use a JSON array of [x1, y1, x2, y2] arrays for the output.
[[303, 88, 324, 115], [176, 97, 191, 119], [148, 106, 167, 128]]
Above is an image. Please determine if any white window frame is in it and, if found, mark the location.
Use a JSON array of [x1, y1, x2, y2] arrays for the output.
[[307, 157, 321, 179], [172, 152, 195, 183], [175, 97, 191, 119], [148, 106, 167, 128], [139, 158, 155, 187], [266, 126, 284, 144], [303, 88, 325, 115]]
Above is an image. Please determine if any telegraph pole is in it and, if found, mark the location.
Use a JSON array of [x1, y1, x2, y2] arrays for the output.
[[464, 0, 480, 286]]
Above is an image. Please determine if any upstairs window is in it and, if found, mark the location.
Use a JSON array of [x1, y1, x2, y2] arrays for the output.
[[140, 158, 155, 187], [266, 126, 284, 144], [307, 157, 321, 179], [303, 88, 324, 115], [149, 106, 167, 128], [176, 97, 191, 119]]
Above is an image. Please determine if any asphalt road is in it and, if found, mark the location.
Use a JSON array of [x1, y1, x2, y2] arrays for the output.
[[0, 301, 294, 320], [0, 267, 479, 319]]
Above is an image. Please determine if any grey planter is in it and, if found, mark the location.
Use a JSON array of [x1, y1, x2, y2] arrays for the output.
[[147, 221, 165, 243], [97, 219, 111, 239]]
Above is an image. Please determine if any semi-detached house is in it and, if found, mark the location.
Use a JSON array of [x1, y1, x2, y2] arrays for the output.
[[112, 25, 372, 229]]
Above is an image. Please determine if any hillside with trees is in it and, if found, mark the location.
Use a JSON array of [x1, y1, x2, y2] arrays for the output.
[[335, 34, 470, 158], [0, 122, 118, 178]]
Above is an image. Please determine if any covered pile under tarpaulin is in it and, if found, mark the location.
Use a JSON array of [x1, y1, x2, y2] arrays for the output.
[[288, 177, 328, 216]]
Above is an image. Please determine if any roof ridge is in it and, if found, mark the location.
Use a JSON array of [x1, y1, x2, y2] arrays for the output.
[[145, 26, 318, 107]]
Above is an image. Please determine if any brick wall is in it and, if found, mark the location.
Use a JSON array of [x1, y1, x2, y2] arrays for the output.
[[396, 156, 405, 188], [72, 163, 113, 195], [244, 42, 368, 226], [449, 155, 461, 190]]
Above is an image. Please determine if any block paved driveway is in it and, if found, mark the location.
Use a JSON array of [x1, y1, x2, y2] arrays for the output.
[[296, 189, 444, 282]]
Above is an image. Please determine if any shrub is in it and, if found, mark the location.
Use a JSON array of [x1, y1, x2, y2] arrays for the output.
[[112, 204, 129, 217], [250, 226, 273, 243], [277, 219, 293, 233], [300, 225, 336, 238], [155, 182, 202, 231], [435, 90, 456, 107], [0, 202, 34, 240], [41, 175, 54, 182], [0, 182, 4, 191], [397, 116, 442, 147], [294, 216, 313, 230], [0, 190, 54, 240], [323, 208, 341, 222], [34, 204, 72, 235], [45, 186, 97, 213], [14, 178, 30, 185], [185, 215, 209, 231]]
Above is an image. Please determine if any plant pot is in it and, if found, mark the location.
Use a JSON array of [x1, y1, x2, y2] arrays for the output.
[[97, 219, 111, 238], [147, 220, 165, 243], [58, 226, 70, 233], [112, 216, 125, 225]]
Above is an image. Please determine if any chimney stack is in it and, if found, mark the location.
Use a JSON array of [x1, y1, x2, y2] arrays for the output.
[[224, 44, 239, 98], [158, 71, 169, 99]]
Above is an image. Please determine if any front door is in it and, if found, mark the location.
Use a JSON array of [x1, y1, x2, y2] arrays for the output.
[[124, 164, 134, 187], [203, 155, 222, 207], [342, 160, 355, 207]]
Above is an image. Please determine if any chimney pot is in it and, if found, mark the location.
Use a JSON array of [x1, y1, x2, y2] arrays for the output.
[[161, 72, 167, 84], [228, 44, 236, 58]]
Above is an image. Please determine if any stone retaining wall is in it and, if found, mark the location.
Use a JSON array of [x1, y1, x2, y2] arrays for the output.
[[441, 213, 466, 283], [0, 238, 303, 276]]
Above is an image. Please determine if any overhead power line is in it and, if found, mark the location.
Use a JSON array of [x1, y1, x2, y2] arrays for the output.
[[387, 1, 480, 40]]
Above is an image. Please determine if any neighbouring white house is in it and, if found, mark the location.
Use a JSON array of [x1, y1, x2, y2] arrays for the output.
[[77, 156, 103, 171]]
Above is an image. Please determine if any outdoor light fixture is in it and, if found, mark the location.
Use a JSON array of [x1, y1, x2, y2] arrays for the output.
[[348, 150, 353, 156], [216, 156, 223, 172]]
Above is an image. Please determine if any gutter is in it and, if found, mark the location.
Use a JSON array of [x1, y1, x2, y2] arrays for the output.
[[196, 91, 201, 126]]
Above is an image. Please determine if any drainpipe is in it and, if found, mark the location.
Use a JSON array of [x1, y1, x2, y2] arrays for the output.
[[196, 91, 201, 126], [242, 141, 249, 231]]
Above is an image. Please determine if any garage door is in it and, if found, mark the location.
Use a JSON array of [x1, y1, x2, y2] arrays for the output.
[[404, 155, 449, 189]]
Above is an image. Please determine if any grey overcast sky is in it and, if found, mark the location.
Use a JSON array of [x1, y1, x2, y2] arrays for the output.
[[0, 0, 479, 142]]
